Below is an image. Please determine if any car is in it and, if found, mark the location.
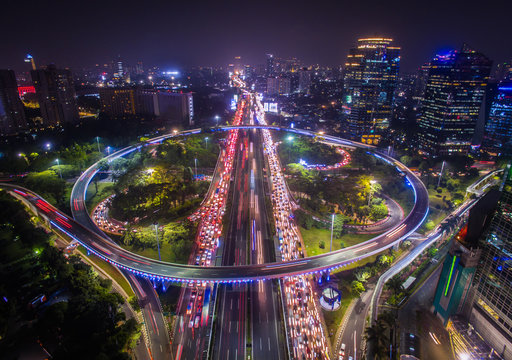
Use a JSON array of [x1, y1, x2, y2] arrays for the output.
[[186, 302, 193, 315], [194, 315, 200, 328]]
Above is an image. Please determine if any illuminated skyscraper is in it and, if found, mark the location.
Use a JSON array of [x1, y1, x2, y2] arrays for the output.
[[0, 69, 27, 135], [343, 37, 400, 138], [31, 65, 79, 126], [417, 45, 492, 156], [266, 54, 275, 77], [469, 168, 512, 359], [298, 68, 312, 95], [482, 80, 512, 156]]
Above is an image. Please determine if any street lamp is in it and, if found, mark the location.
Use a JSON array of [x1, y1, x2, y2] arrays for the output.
[[437, 160, 446, 188], [173, 129, 178, 135], [194, 158, 198, 179], [215, 115, 220, 127], [106, 146, 111, 156], [287, 136, 294, 161], [204, 137, 209, 149], [96, 136, 100, 153], [45, 143, 51, 151], [330, 213, 335, 252], [55, 158, 62, 179], [368, 180, 377, 206]]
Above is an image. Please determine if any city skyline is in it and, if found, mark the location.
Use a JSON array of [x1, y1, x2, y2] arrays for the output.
[[2, 0, 512, 73]]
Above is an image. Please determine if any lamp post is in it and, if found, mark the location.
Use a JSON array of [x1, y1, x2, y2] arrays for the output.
[[368, 180, 377, 206], [437, 160, 446, 188], [287, 135, 294, 161], [194, 158, 198, 179], [215, 115, 220, 127], [106, 146, 111, 156], [154, 222, 161, 261], [330, 213, 335, 252], [96, 136, 100, 153], [56, 158, 62, 179], [204, 137, 209, 149]]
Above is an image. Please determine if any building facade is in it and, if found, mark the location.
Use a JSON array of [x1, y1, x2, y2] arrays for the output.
[[99, 88, 193, 127], [0, 69, 27, 135], [470, 168, 512, 359], [31, 65, 79, 126], [482, 80, 512, 157], [417, 45, 492, 156], [343, 37, 400, 138]]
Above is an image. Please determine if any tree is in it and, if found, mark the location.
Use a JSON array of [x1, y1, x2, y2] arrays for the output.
[[332, 214, 346, 239], [386, 276, 403, 297], [355, 269, 371, 283], [400, 155, 412, 166], [351, 280, 365, 296]]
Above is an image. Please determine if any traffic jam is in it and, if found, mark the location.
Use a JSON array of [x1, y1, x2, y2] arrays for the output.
[[253, 97, 330, 359], [177, 99, 245, 335]]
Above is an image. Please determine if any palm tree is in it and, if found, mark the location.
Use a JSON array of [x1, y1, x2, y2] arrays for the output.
[[364, 319, 388, 359], [386, 275, 404, 297]]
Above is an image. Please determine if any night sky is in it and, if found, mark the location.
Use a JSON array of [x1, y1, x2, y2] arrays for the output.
[[2, 0, 511, 73]]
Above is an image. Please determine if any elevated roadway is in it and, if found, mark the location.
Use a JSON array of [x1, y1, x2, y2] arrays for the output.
[[2, 125, 428, 283]]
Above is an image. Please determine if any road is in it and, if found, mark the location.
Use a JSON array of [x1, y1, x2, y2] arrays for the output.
[[1, 126, 429, 283], [249, 126, 286, 360]]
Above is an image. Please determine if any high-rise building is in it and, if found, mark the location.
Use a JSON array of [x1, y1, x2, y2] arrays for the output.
[[31, 64, 79, 126], [266, 54, 275, 77], [0, 70, 27, 135], [99, 88, 136, 116], [100, 88, 193, 127], [233, 56, 243, 75], [24, 54, 36, 71], [469, 167, 512, 359], [494, 61, 512, 82], [417, 45, 492, 156], [298, 68, 312, 95], [343, 37, 400, 138], [267, 77, 290, 96], [135, 61, 144, 75], [482, 80, 512, 157]]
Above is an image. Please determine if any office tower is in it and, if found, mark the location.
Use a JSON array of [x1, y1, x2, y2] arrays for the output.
[[433, 241, 481, 325], [267, 77, 290, 96], [31, 64, 79, 126], [0, 70, 28, 135], [99, 88, 136, 116], [469, 168, 512, 359], [482, 80, 512, 156], [135, 61, 144, 75], [233, 56, 243, 75], [266, 54, 275, 77], [100, 88, 193, 127], [267, 77, 279, 96], [278, 77, 291, 95], [343, 37, 400, 138], [494, 61, 512, 82], [298, 68, 312, 95], [152, 91, 194, 127], [115, 55, 124, 79], [24, 54, 36, 71], [417, 45, 492, 156], [244, 65, 253, 79]]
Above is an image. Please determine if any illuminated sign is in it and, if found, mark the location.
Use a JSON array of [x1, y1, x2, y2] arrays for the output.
[[263, 102, 278, 113]]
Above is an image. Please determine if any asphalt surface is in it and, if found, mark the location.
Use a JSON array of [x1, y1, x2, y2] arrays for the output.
[[248, 125, 286, 359], [213, 126, 250, 360]]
